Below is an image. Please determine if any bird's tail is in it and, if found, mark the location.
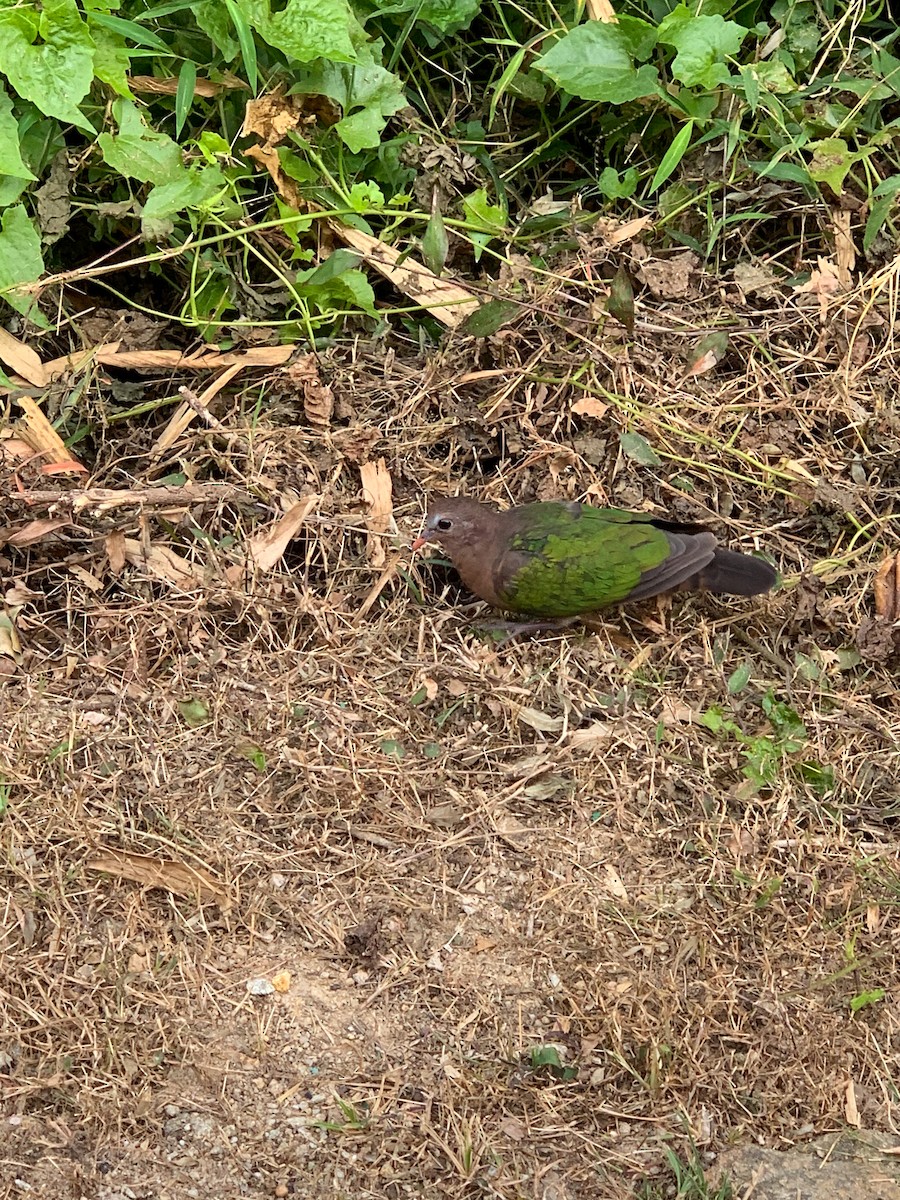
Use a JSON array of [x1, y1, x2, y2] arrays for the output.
[[692, 549, 777, 596]]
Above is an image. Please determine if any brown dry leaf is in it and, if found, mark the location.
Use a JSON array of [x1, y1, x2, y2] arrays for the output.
[[844, 1078, 860, 1128], [359, 458, 394, 568], [122, 538, 206, 589], [0, 434, 35, 462], [795, 257, 843, 319], [514, 705, 565, 734], [333, 222, 480, 329], [68, 564, 104, 592], [151, 362, 244, 456], [244, 143, 304, 210], [566, 721, 613, 749], [86, 847, 230, 909], [283, 354, 334, 429], [586, 0, 617, 21], [659, 696, 696, 725], [0, 328, 47, 387], [638, 251, 698, 299], [0, 611, 22, 662], [831, 207, 855, 285], [105, 530, 126, 574], [15, 396, 87, 473], [129, 73, 247, 97], [242, 88, 305, 146], [601, 215, 653, 245], [37, 343, 295, 384], [873, 555, 900, 622], [243, 494, 319, 572], [571, 396, 608, 420], [2, 518, 70, 548], [603, 864, 629, 901]]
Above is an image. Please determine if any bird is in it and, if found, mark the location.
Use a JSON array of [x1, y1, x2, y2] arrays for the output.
[[411, 496, 777, 622]]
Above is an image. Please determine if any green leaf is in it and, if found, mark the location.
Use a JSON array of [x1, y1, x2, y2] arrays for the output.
[[619, 431, 661, 466], [98, 99, 184, 184], [235, 0, 359, 65], [650, 120, 694, 193], [380, 738, 405, 758], [178, 698, 210, 727], [596, 166, 639, 200], [89, 22, 134, 97], [295, 248, 376, 315], [0, 0, 95, 129], [0, 93, 36, 181], [367, 0, 481, 36], [727, 662, 752, 694], [458, 298, 519, 337], [87, 10, 171, 52], [141, 164, 228, 238], [535, 23, 660, 104], [807, 137, 854, 195], [290, 42, 406, 152], [175, 59, 197, 138], [0, 205, 44, 318], [606, 266, 634, 333], [657, 7, 747, 89], [224, 0, 257, 92], [421, 202, 448, 276], [461, 186, 505, 260], [849, 987, 884, 1013]]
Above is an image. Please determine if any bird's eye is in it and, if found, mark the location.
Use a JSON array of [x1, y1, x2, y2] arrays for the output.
[[435, 517, 453, 532]]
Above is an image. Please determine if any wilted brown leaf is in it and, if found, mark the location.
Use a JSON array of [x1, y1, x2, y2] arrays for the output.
[[86, 848, 231, 909], [359, 458, 394, 568], [873, 555, 900, 622], [243, 494, 319, 573]]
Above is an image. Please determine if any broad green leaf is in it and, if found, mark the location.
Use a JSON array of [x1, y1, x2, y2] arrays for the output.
[[596, 166, 639, 199], [458, 298, 519, 337], [0, 93, 36, 181], [87, 11, 171, 52], [141, 165, 228, 238], [461, 186, 505, 260], [863, 175, 900, 252], [535, 23, 660, 104], [752, 59, 797, 94], [235, 0, 359, 65], [295, 249, 376, 315], [89, 23, 134, 97], [291, 44, 406, 151], [194, 0, 239, 59], [0, 0, 95, 129], [178, 698, 210, 727], [0, 205, 44, 318], [657, 7, 747, 89], [365, 0, 481, 36], [606, 266, 634, 332], [727, 662, 752, 694], [807, 137, 854, 195], [98, 99, 183, 184], [619, 431, 661, 466]]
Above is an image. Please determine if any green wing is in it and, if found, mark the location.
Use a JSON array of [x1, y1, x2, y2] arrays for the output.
[[497, 505, 671, 617]]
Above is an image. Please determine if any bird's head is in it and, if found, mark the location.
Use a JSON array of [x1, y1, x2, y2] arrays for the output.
[[411, 496, 491, 552]]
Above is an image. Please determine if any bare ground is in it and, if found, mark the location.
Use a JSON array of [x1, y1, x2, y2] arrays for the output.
[[2, 252, 900, 1199]]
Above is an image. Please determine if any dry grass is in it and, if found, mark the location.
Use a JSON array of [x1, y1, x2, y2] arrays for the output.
[[1, 252, 899, 1199]]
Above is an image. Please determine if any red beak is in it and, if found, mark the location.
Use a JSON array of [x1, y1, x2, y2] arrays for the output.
[[410, 535, 427, 551]]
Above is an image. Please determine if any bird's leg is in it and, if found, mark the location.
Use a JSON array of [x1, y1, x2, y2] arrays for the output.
[[475, 616, 584, 644]]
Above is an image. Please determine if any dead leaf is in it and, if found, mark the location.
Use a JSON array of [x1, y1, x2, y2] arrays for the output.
[[514, 705, 565, 733], [873, 555, 900, 622], [566, 721, 613, 749], [122, 539, 206, 590], [586, 0, 617, 21], [243, 143, 305, 210], [86, 848, 231, 909], [602, 215, 652, 244], [0, 328, 46, 387], [844, 1078, 860, 1128], [602, 864, 629, 900], [106, 530, 126, 574], [659, 696, 696, 725], [2, 518, 69, 548], [32, 343, 295, 386], [242, 88, 305, 146], [831, 207, 855, 285], [272, 970, 292, 993], [359, 458, 394, 568], [243, 494, 319, 573], [686, 331, 729, 377], [68, 564, 104, 592], [332, 222, 480, 329], [282, 354, 334, 430], [129, 72, 247, 97], [571, 396, 609, 420], [0, 612, 22, 662], [15, 396, 86, 473]]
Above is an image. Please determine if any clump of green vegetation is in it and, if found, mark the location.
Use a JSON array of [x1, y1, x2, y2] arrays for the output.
[[0, 0, 898, 340]]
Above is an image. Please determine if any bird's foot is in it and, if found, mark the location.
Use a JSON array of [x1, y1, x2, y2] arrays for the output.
[[476, 616, 583, 645]]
